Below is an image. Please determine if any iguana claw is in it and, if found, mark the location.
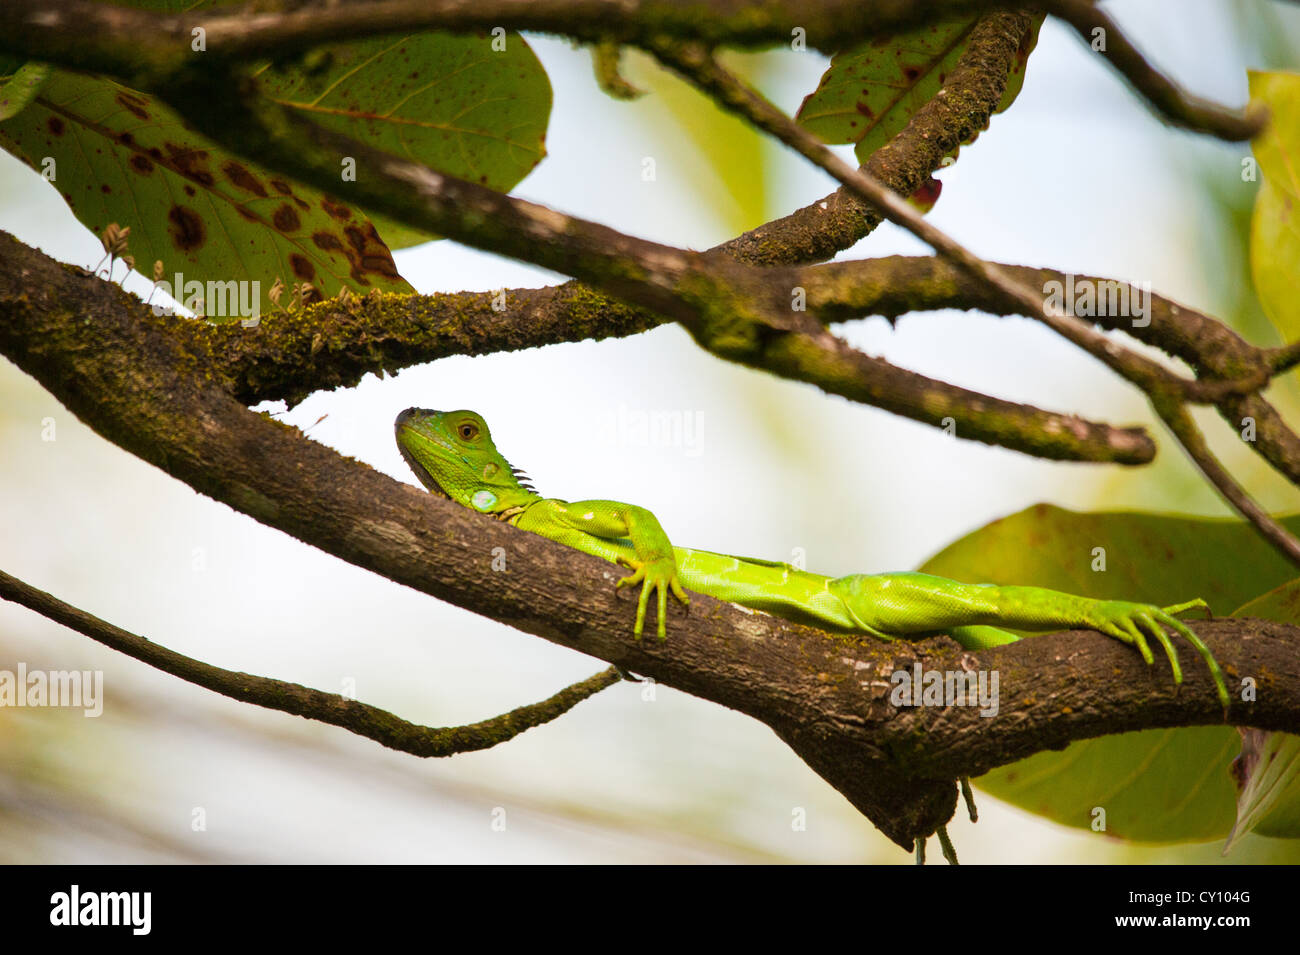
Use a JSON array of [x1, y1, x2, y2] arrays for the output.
[[1087, 597, 1228, 712], [616, 555, 690, 641]]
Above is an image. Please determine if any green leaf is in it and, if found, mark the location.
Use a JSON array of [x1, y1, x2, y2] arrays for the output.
[[919, 504, 1300, 843], [0, 70, 413, 309], [796, 14, 1042, 166], [623, 49, 769, 237], [0, 63, 49, 121], [255, 31, 551, 249], [1248, 70, 1300, 343], [1223, 579, 1300, 847]]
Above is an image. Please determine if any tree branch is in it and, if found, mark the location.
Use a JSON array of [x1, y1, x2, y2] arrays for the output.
[[7, 6, 1185, 462], [3, 228, 1300, 851], [0, 569, 621, 757], [191, 246, 1300, 482], [1050, 0, 1267, 140], [802, 256, 1300, 487], [6, 0, 1265, 141], [6, 39, 1139, 465], [1152, 398, 1300, 566], [719, 11, 1038, 265], [187, 267, 1151, 463], [648, 39, 1263, 408], [804, 256, 1300, 534]]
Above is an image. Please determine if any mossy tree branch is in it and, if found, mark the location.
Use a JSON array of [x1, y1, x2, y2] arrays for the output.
[[187, 253, 1300, 482], [0, 569, 623, 757], [1, 18, 1165, 463]]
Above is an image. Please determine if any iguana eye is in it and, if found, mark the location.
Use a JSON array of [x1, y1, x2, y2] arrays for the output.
[[458, 422, 479, 440]]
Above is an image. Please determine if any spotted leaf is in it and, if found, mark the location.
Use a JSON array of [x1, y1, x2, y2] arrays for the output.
[[0, 70, 412, 313], [255, 30, 551, 249], [796, 14, 1042, 166]]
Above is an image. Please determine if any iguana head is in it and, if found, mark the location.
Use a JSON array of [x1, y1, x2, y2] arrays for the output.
[[395, 408, 538, 514]]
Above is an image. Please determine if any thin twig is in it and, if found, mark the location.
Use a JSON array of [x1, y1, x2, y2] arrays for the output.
[[1265, 340, 1300, 374], [0, 568, 622, 756], [1151, 399, 1300, 568], [800, 255, 1300, 488], [647, 42, 1259, 405], [1051, 0, 1266, 140]]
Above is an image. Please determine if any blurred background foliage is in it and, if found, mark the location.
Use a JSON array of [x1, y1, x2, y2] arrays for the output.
[[2, 0, 1300, 862]]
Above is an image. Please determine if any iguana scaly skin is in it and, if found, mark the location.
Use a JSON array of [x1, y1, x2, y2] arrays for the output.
[[395, 408, 1229, 712]]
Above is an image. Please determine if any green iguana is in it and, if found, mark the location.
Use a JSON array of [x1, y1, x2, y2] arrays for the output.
[[395, 407, 1228, 859]]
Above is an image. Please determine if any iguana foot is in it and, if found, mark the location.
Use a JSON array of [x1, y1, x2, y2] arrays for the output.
[[915, 827, 960, 865], [960, 776, 978, 823], [1086, 598, 1228, 713], [615, 555, 690, 641], [937, 825, 959, 865]]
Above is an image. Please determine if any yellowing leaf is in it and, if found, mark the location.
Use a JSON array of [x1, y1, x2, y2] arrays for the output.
[[1249, 70, 1300, 343], [0, 63, 49, 121]]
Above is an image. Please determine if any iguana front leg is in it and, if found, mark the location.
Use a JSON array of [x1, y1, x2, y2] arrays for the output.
[[828, 572, 1228, 709], [519, 499, 690, 640]]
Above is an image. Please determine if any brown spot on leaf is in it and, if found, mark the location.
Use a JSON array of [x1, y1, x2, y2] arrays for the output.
[[167, 205, 206, 251], [320, 196, 353, 221], [129, 154, 155, 175], [47, 117, 64, 136], [115, 92, 151, 121], [223, 161, 268, 197], [272, 203, 301, 233], [290, 254, 316, 281], [270, 179, 293, 195], [334, 222, 401, 285], [183, 185, 195, 197], [903, 66, 921, 82], [343, 225, 368, 252], [312, 232, 343, 251], [164, 143, 215, 187]]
